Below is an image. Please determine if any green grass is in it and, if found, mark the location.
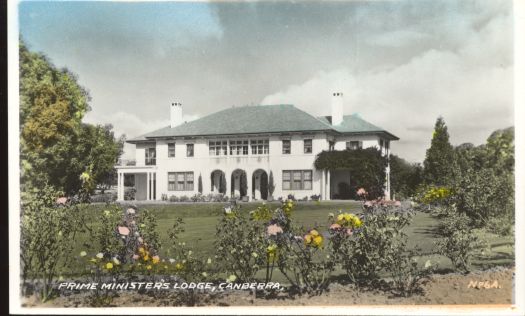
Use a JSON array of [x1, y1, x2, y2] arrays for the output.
[[70, 201, 515, 277]]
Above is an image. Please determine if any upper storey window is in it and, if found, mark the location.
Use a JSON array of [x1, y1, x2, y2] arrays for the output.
[[145, 147, 156, 165], [186, 144, 194, 157], [303, 139, 312, 154], [282, 140, 291, 154], [168, 143, 175, 157], [209, 140, 228, 156], [251, 139, 269, 155], [230, 140, 249, 155]]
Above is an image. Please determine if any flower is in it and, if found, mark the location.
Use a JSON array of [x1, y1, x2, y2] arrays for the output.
[[169, 258, 176, 264], [202, 272, 208, 277], [394, 201, 402, 206], [226, 275, 237, 282], [304, 229, 323, 248], [357, 188, 367, 196], [138, 247, 145, 254], [266, 224, 283, 236], [330, 223, 341, 230], [207, 258, 212, 264], [132, 254, 139, 260], [113, 257, 121, 265], [346, 228, 353, 236], [118, 226, 130, 236], [79, 251, 87, 257], [146, 265, 152, 270], [96, 253, 104, 259], [138, 237, 144, 243], [105, 262, 113, 270], [56, 197, 68, 205], [127, 208, 136, 215], [152, 255, 160, 264], [175, 263, 184, 270]]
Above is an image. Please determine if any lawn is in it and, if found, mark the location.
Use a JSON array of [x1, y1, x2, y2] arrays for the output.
[[69, 201, 515, 278]]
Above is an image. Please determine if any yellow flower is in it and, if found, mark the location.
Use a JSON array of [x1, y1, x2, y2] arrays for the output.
[[105, 262, 113, 270], [79, 251, 87, 257], [152, 255, 160, 264], [138, 247, 145, 254], [312, 235, 323, 248], [143, 255, 150, 261], [146, 265, 152, 270], [175, 263, 184, 270]]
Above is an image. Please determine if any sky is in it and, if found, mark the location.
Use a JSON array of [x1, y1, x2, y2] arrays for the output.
[[18, 0, 514, 163]]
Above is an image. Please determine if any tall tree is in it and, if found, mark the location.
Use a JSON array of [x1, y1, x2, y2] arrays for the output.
[[19, 40, 123, 196], [389, 154, 423, 199], [423, 117, 454, 186]]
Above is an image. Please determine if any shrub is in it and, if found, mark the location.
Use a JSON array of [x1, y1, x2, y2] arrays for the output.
[[436, 211, 479, 273], [90, 192, 117, 203], [124, 187, 136, 200], [214, 204, 267, 282], [310, 194, 321, 201], [179, 195, 190, 202], [161, 193, 168, 201], [191, 193, 205, 202], [169, 195, 179, 202], [330, 196, 414, 285], [20, 186, 84, 301], [287, 194, 296, 201], [388, 250, 434, 297]]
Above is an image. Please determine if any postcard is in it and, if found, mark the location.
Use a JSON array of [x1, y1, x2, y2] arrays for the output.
[[8, 0, 524, 315]]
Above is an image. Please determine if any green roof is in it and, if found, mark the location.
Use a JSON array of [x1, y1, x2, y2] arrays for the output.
[[129, 104, 398, 142]]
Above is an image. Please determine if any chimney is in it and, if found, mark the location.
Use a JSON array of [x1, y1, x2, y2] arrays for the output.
[[170, 102, 183, 128], [331, 92, 344, 125]]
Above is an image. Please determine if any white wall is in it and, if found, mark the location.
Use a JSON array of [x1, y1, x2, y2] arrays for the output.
[[130, 133, 391, 200]]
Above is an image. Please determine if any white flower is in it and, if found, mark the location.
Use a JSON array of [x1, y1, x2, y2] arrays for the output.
[[169, 258, 176, 264], [127, 208, 136, 215], [251, 252, 258, 258], [80, 251, 87, 257], [207, 258, 212, 264], [202, 272, 208, 277], [424, 260, 432, 269], [96, 253, 104, 259], [226, 275, 237, 282], [113, 257, 121, 265]]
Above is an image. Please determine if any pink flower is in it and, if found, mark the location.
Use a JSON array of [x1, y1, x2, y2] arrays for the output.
[[330, 223, 341, 230], [132, 254, 139, 260], [138, 237, 144, 243], [294, 236, 303, 241], [394, 201, 401, 206], [267, 224, 283, 236], [56, 197, 68, 205], [127, 208, 136, 215], [346, 228, 353, 236], [131, 220, 136, 225], [364, 201, 373, 207], [357, 188, 367, 196], [118, 226, 130, 236]]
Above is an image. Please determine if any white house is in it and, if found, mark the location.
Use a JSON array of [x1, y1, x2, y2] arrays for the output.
[[115, 93, 399, 201]]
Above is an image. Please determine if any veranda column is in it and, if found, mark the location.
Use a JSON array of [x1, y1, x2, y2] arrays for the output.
[[326, 170, 331, 200], [117, 171, 122, 201], [246, 170, 252, 201], [146, 172, 150, 201], [321, 170, 325, 200]]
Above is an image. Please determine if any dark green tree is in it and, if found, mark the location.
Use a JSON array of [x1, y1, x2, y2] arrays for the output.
[[423, 117, 454, 185], [198, 174, 203, 194], [389, 155, 423, 199], [268, 171, 275, 197]]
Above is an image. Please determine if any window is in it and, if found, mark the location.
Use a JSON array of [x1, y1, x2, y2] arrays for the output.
[[385, 141, 390, 151], [230, 140, 249, 155], [282, 140, 291, 154], [145, 147, 156, 165], [209, 140, 228, 156], [304, 139, 312, 154], [329, 141, 335, 151], [346, 141, 362, 150], [251, 139, 269, 155], [186, 144, 194, 157], [282, 170, 313, 190], [168, 172, 194, 191], [168, 143, 175, 157]]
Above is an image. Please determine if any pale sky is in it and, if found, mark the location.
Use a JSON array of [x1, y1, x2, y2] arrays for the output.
[[19, 0, 514, 162]]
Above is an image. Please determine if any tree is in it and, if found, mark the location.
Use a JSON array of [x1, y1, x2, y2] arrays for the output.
[[19, 40, 123, 196], [268, 171, 275, 197], [198, 174, 203, 194], [219, 173, 227, 194], [423, 117, 454, 186], [389, 155, 423, 199]]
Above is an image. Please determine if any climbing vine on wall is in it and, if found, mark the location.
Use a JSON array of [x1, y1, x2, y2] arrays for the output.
[[314, 148, 387, 200]]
